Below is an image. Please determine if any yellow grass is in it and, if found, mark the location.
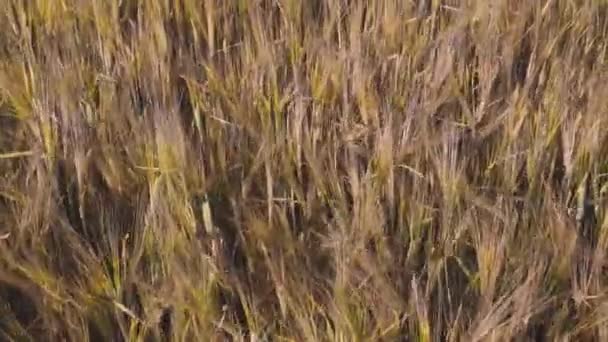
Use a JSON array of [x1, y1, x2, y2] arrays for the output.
[[0, 0, 607, 340]]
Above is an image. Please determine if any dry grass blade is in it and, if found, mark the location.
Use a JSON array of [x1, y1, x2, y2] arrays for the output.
[[0, 151, 33, 159]]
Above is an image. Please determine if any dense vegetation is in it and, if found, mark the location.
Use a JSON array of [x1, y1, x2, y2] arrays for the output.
[[1, 1, 607, 340]]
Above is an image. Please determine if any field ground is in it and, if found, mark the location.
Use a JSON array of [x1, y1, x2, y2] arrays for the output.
[[1, 1, 608, 340]]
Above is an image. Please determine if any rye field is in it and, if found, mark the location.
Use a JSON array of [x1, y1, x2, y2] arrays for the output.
[[1, 1, 608, 340]]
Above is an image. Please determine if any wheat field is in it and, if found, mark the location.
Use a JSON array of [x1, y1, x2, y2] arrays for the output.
[[0, 1, 607, 341]]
